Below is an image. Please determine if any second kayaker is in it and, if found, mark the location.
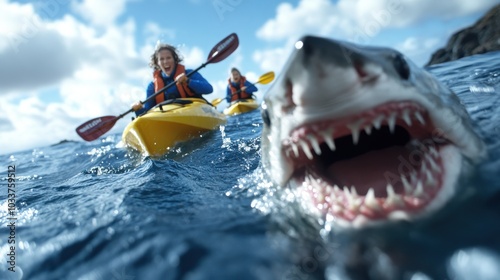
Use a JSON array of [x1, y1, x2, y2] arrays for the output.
[[225, 67, 258, 104]]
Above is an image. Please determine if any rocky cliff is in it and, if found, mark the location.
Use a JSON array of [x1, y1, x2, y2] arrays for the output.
[[426, 4, 500, 66]]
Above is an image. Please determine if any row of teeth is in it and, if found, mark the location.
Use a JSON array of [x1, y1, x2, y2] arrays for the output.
[[305, 149, 441, 214], [286, 109, 426, 160]]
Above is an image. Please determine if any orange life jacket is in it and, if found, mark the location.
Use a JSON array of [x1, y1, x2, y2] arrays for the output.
[[154, 64, 196, 104], [228, 76, 251, 102]]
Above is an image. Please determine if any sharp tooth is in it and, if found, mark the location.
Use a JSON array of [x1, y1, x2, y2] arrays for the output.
[[384, 184, 405, 207], [364, 188, 381, 210], [328, 193, 338, 203], [365, 188, 375, 203], [304, 174, 314, 185], [350, 187, 358, 198], [343, 186, 352, 202], [413, 180, 424, 197], [419, 161, 437, 188], [364, 125, 372, 135], [425, 169, 436, 187], [426, 154, 441, 172], [347, 120, 364, 145], [300, 140, 314, 160], [425, 170, 437, 187], [325, 185, 333, 195], [324, 134, 336, 151], [429, 146, 439, 158], [308, 135, 322, 155], [321, 128, 335, 150], [309, 176, 319, 190], [415, 111, 425, 124], [333, 185, 341, 192], [373, 115, 384, 129], [305, 173, 314, 183], [292, 143, 299, 157], [388, 113, 397, 133], [402, 109, 412, 126], [410, 171, 418, 184], [386, 184, 395, 199], [401, 175, 413, 194], [420, 161, 427, 173], [351, 128, 360, 145], [331, 191, 339, 201]]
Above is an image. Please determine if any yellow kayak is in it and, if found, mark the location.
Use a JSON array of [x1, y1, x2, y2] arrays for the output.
[[223, 98, 260, 116], [122, 98, 226, 156]]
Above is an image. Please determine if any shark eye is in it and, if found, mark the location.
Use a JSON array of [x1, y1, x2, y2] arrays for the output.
[[393, 53, 410, 80], [261, 102, 271, 126]]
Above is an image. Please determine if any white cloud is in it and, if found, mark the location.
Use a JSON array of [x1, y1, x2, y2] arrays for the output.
[[396, 36, 442, 66], [0, 0, 149, 154], [0, 96, 81, 152], [398, 0, 497, 25], [0, 1, 83, 93], [178, 46, 205, 68], [0, 0, 37, 50], [253, 47, 291, 75], [0, 29, 81, 93], [142, 22, 176, 47], [257, 0, 497, 47], [256, 0, 343, 42], [72, 0, 128, 27], [253, 0, 496, 73], [342, 0, 498, 28]]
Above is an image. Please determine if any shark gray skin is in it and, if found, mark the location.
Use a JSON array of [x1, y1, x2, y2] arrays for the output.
[[260, 35, 487, 228]]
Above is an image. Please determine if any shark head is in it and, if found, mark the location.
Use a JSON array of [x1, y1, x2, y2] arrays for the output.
[[260, 36, 486, 228]]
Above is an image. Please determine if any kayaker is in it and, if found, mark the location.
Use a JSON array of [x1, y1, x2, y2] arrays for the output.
[[132, 44, 213, 116], [226, 67, 258, 104]]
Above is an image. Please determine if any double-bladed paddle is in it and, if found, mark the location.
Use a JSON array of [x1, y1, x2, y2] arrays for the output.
[[76, 33, 239, 141], [211, 71, 275, 107]]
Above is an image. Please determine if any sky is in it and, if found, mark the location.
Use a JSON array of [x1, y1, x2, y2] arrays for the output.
[[0, 0, 498, 155]]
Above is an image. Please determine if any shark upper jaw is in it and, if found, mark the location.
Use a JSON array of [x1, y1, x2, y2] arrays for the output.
[[279, 99, 465, 227]]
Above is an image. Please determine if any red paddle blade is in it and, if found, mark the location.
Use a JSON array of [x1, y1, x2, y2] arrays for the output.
[[75, 116, 118, 141], [207, 33, 239, 63]]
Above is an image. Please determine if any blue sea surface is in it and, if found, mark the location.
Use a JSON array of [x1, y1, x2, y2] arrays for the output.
[[1, 51, 500, 280]]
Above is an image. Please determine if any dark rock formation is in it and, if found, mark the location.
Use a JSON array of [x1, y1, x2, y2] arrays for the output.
[[426, 4, 500, 66]]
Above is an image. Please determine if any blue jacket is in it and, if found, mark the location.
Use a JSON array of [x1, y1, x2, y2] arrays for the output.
[[225, 80, 258, 103], [136, 68, 213, 116]]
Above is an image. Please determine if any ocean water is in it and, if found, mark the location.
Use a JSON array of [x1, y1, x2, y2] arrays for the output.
[[1, 51, 500, 280]]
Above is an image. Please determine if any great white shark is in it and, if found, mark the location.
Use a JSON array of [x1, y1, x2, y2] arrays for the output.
[[260, 35, 487, 228]]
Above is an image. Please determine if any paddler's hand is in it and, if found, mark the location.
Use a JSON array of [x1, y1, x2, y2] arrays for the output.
[[132, 102, 143, 111], [175, 73, 189, 85], [241, 86, 247, 92]]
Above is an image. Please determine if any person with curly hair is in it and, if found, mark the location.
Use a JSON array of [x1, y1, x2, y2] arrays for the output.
[[132, 44, 213, 115]]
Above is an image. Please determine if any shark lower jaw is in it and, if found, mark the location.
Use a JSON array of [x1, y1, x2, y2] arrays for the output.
[[281, 101, 460, 226]]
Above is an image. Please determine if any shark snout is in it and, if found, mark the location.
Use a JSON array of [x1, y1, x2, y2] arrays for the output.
[[283, 36, 371, 112], [296, 36, 355, 67]]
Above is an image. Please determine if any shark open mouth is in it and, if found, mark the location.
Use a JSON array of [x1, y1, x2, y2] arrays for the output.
[[282, 101, 453, 223]]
